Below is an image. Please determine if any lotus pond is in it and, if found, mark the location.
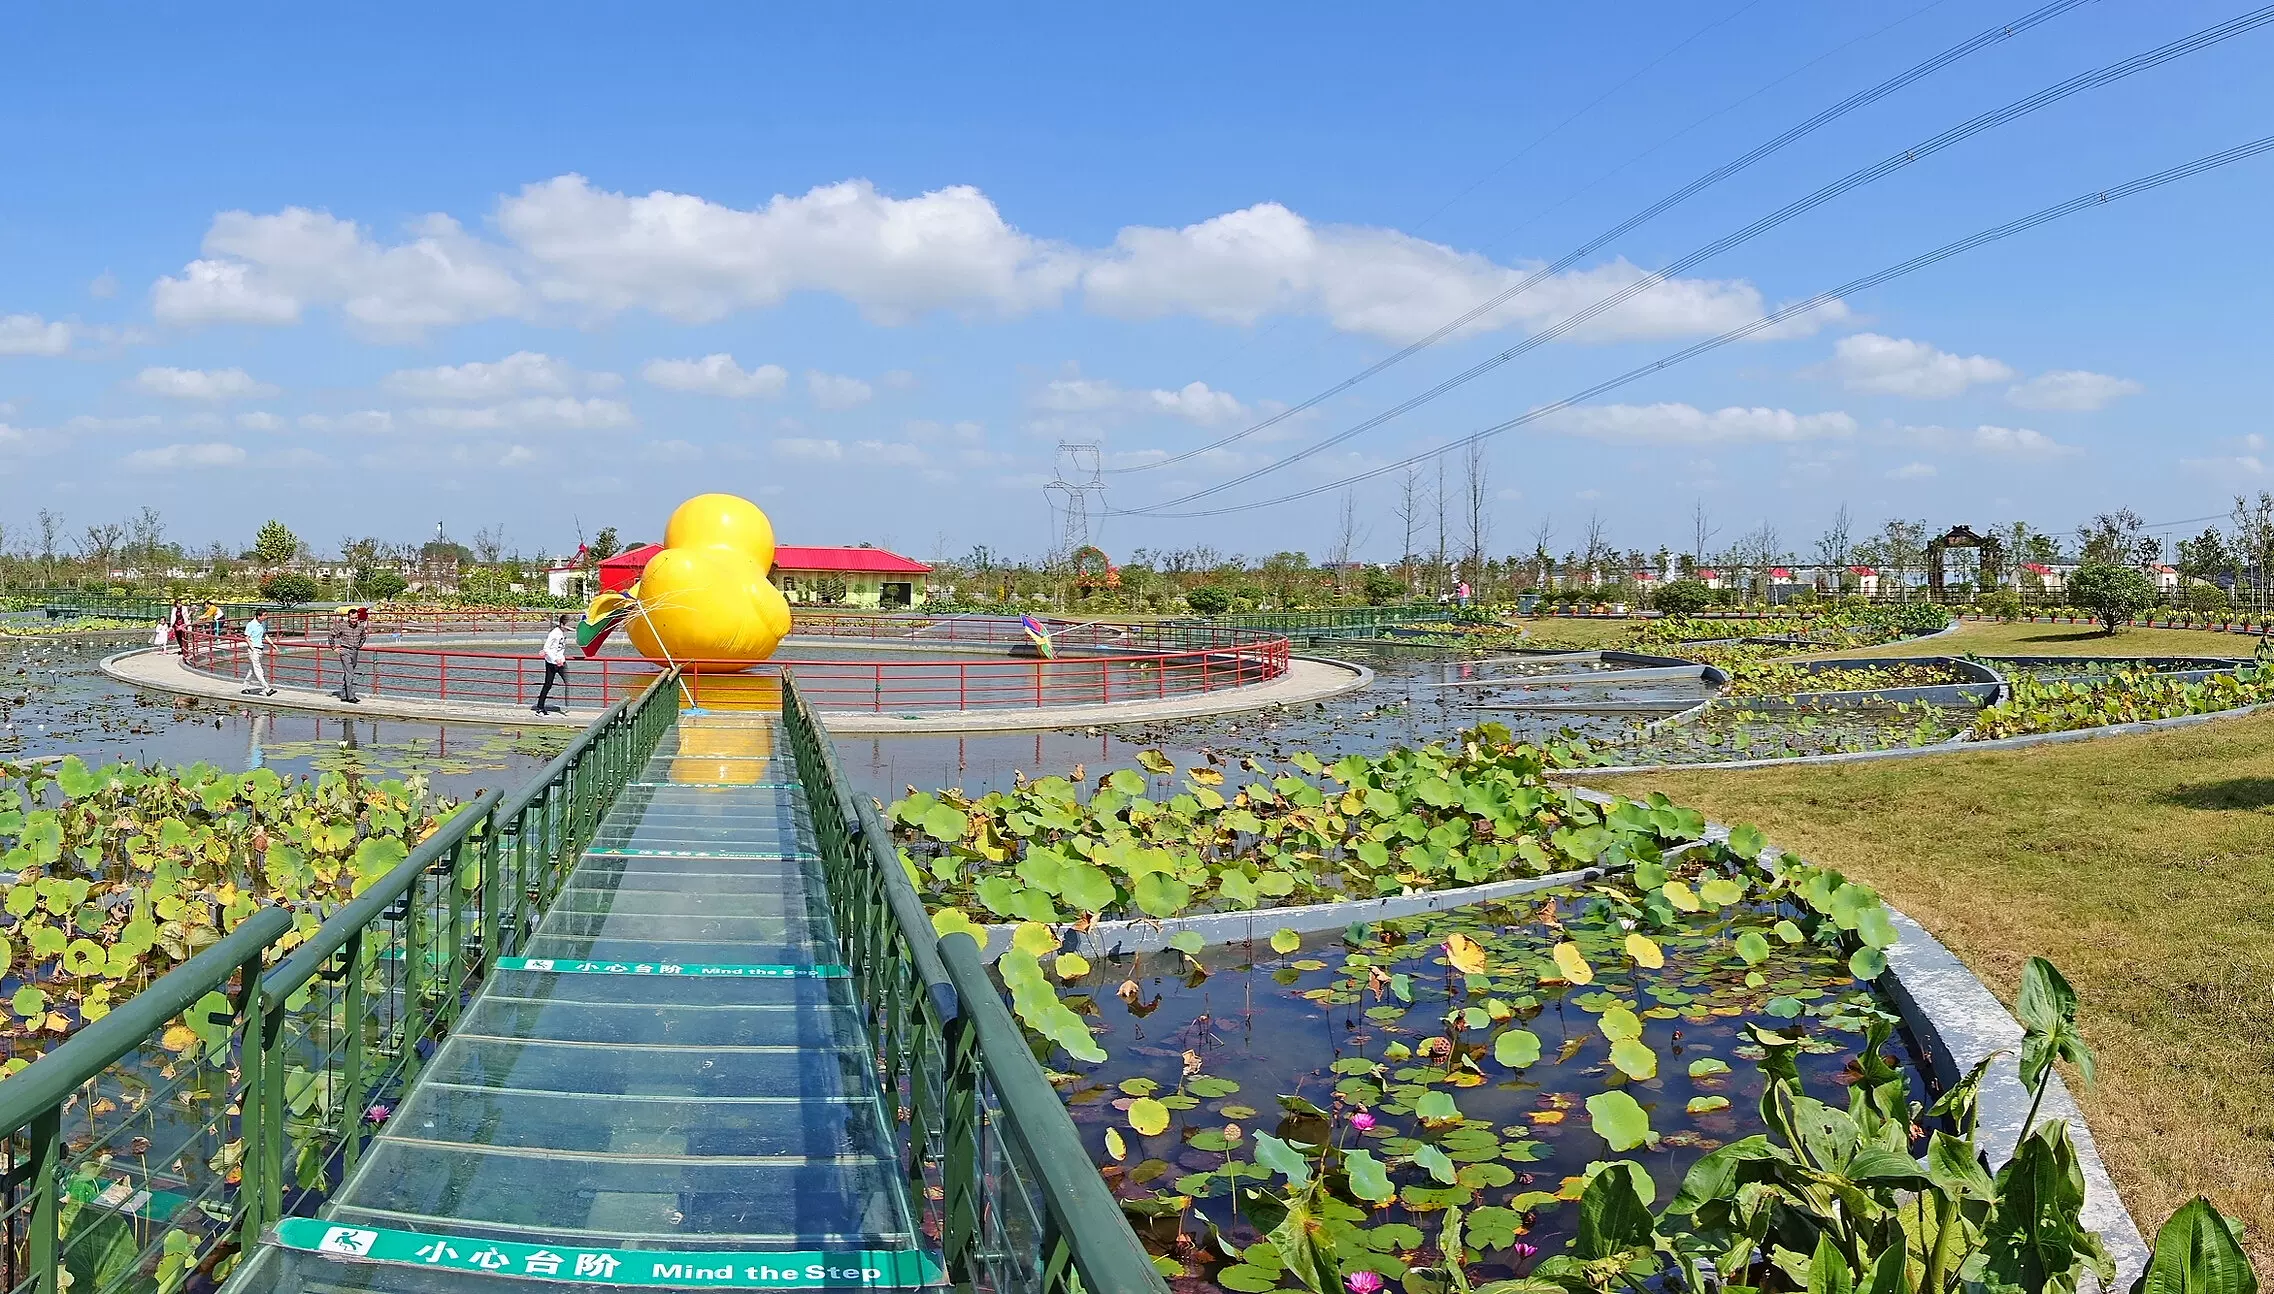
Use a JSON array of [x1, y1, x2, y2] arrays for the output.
[[1057, 888, 1921, 1289]]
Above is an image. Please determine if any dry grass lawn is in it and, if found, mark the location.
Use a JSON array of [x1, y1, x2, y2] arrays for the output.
[[1591, 713, 2274, 1267]]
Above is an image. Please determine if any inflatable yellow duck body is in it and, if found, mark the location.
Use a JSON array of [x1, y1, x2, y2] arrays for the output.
[[581, 493, 792, 671]]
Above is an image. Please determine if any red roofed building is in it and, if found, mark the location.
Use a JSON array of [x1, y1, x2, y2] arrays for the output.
[[600, 543, 934, 609]]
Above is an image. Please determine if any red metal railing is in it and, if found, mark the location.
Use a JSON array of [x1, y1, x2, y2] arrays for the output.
[[177, 618, 1291, 714]]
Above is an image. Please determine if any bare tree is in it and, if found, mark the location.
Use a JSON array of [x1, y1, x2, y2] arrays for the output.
[[2233, 492, 2274, 612], [1529, 516, 1555, 589], [1462, 442, 1492, 594], [1690, 500, 1720, 565], [1432, 457, 1449, 594], [472, 524, 508, 565], [127, 507, 167, 571], [36, 509, 62, 583], [1326, 490, 1372, 595], [1580, 512, 1615, 584], [1392, 465, 1430, 595], [79, 522, 126, 574], [1813, 504, 1853, 589]]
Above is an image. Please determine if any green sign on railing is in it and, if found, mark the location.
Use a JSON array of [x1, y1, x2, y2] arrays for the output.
[[275, 1219, 945, 1289], [497, 956, 850, 978]]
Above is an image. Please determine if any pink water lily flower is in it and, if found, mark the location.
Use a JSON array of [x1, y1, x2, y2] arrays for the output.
[[1349, 1110, 1376, 1131], [1510, 1242, 1539, 1262], [1346, 1272, 1385, 1294]]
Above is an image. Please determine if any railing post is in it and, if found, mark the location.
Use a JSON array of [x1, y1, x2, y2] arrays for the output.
[[341, 930, 368, 1176], [941, 1008, 980, 1293], [25, 1106, 60, 1294]]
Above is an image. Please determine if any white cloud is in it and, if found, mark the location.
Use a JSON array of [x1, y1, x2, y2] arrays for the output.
[[236, 411, 286, 431], [1543, 402, 1857, 445], [150, 179, 1827, 346], [64, 414, 164, 434], [133, 366, 280, 401], [1898, 423, 2079, 458], [882, 368, 917, 389], [0, 314, 71, 356], [771, 436, 844, 461], [807, 371, 874, 410], [496, 445, 539, 468], [1032, 376, 1249, 427], [152, 208, 524, 337], [411, 398, 634, 432], [853, 439, 926, 467], [383, 351, 575, 400], [88, 272, 118, 300], [498, 174, 1078, 324], [1081, 202, 1839, 344], [642, 354, 787, 398], [2006, 369, 2143, 411], [123, 442, 247, 471], [1887, 461, 1936, 480], [648, 438, 704, 463], [297, 411, 396, 434], [906, 418, 985, 442], [1827, 333, 2012, 398]]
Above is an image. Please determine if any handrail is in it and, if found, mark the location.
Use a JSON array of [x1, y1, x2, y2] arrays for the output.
[[780, 673, 1169, 1294], [0, 907, 289, 1133], [938, 933, 1168, 1294], [0, 667, 683, 1294]]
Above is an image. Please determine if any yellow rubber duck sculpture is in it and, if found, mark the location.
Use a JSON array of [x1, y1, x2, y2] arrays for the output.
[[579, 493, 792, 671]]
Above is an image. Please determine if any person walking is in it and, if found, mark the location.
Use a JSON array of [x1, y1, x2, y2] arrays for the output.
[[240, 609, 276, 696], [329, 607, 368, 703], [534, 614, 572, 714], [169, 599, 191, 655]]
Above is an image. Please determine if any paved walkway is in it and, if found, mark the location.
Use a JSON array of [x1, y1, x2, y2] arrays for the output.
[[100, 647, 1371, 734]]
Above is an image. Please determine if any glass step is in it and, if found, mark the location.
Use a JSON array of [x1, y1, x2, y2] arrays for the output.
[[386, 1082, 893, 1160], [458, 997, 868, 1049], [531, 910, 835, 945], [252, 1246, 940, 1294], [614, 783, 806, 808], [487, 970, 858, 1010], [558, 870, 820, 896], [548, 888, 832, 919], [421, 1035, 877, 1100], [331, 1141, 913, 1244], [516, 936, 841, 969], [568, 854, 823, 880]]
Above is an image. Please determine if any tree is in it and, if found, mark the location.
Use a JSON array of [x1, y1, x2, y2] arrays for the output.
[[357, 569, 409, 601], [2066, 563, 2155, 634], [1185, 584, 1233, 616], [2174, 527, 2234, 587], [2076, 508, 2154, 568], [2231, 492, 2274, 612], [1392, 465, 1430, 595], [588, 527, 623, 564], [253, 520, 300, 568], [79, 523, 126, 575], [1461, 442, 1492, 595], [1326, 490, 1371, 596], [127, 507, 167, 570], [1653, 578, 1712, 615], [1814, 504, 1853, 586], [1360, 567, 1404, 605], [259, 571, 320, 605], [1690, 500, 1719, 566], [36, 509, 63, 583], [472, 524, 508, 565]]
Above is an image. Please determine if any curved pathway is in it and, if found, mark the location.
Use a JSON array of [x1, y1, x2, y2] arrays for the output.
[[100, 647, 1371, 734]]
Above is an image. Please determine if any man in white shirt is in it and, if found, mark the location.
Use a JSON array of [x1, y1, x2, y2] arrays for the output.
[[240, 610, 276, 696], [534, 615, 572, 714]]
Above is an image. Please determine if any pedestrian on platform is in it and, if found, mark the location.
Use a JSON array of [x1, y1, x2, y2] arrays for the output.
[[241, 609, 276, 696], [329, 607, 368, 704], [534, 615, 572, 715]]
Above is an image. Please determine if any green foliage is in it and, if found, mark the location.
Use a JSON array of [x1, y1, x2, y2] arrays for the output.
[[2182, 581, 2231, 613], [0, 756, 449, 1066], [1651, 579, 1713, 615], [251, 520, 299, 567], [1975, 589, 2023, 619], [1972, 664, 2274, 739], [258, 571, 319, 605], [1360, 568, 1407, 605], [354, 569, 408, 601], [2068, 563, 2158, 634], [1185, 584, 1235, 616], [2135, 1198, 2259, 1294]]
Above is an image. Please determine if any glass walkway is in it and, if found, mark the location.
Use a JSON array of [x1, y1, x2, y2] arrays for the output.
[[238, 711, 945, 1291]]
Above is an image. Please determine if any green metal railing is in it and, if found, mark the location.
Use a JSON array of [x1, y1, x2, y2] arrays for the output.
[[781, 676, 1168, 1294], [0, 669, 682, 1294]]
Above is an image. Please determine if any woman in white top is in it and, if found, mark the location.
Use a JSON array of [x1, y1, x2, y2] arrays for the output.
[[534, 615, 572, 714]]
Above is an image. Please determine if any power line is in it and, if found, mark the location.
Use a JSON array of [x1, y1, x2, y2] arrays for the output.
[[1120, 5, 2274, 513], [1128, 133, 2274, 518], [1109, 0, 2096, 478]]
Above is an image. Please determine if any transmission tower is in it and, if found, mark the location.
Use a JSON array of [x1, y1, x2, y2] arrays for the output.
[[1043, 441, 1105, 565]]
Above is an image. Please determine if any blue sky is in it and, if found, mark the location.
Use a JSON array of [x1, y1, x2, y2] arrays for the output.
[[3, 2, 2270, 565]]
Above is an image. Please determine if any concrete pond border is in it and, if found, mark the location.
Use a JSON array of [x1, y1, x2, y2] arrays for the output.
[[961, 790, 2148, 1284]]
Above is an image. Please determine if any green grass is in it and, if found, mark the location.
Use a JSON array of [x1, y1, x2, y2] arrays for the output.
[[1805, 618, 2257, 661], [1596, 713, 2274, 1268]]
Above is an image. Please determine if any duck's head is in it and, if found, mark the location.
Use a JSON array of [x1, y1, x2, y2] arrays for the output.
[[620, 493, 792, 669]]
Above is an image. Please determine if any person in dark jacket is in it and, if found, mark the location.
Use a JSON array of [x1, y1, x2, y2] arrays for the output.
[[329, 607, 369, 703]]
